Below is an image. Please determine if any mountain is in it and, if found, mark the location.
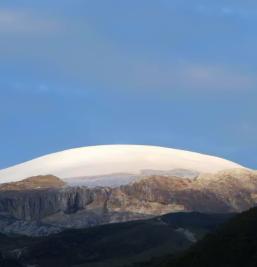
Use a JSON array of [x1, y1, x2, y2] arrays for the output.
[[0, 145, 243, 186], [0, 169, 256, 236], [0, 145, 255, 236], [146, 207, 257, 267], [0, 175, 65, 191], [0, 211, 233, 267]]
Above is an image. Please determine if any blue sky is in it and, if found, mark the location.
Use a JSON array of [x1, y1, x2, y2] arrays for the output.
[[0, 0, 256, 168]]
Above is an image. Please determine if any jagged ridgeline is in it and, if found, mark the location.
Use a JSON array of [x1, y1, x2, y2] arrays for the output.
[[0, 145, 256, 236]]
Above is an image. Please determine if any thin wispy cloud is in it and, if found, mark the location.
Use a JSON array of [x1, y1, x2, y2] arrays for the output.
[[180, 64, 256, 91], [196, 3, 257, 19], [0, 8, 60, 33], [220, 7, 234, 16], [6, 62, 256, 95], [102, 60, 256, 93]]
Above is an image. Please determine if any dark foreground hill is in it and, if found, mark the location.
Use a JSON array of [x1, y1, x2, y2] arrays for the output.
[[146, 207, 257, 267], [0, 212, 232, 267]]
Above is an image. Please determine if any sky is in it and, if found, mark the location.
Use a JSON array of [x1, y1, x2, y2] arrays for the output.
[[0, 0, 256, 169]]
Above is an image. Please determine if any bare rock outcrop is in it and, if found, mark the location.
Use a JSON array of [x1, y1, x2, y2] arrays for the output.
[[0, 169, 257, 235], [0, 175, 66, 191]]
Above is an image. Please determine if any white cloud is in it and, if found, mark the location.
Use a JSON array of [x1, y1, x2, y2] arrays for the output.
[[180, 64, 256, 91], [0, 8, 60, 33], [0, 6, 255, 95], [129, 61, 256, 92], [220, 7, 234, 16], [195, 4, 255, 19]]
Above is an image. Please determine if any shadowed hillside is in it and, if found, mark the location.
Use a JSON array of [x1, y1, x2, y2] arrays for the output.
[[0, 212, 232, 267], [146, 207, 257, 267]]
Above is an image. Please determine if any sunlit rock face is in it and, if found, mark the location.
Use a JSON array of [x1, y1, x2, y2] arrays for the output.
[[0, 145, 255, 236]]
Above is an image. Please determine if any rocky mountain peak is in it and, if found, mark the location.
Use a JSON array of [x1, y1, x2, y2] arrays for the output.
[[0, 175, 66, 191]]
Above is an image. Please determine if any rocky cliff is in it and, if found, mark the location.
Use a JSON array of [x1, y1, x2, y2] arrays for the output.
[[0, 169, 257, 235]]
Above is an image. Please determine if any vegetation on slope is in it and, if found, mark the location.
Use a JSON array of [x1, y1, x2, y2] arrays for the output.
[[146, 207, 257, 267], [0, 212, 231, 267]]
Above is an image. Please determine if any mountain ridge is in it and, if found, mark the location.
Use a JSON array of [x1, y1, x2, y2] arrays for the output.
[[0, 145, 244, 185], [0, 168, 256, 236]]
